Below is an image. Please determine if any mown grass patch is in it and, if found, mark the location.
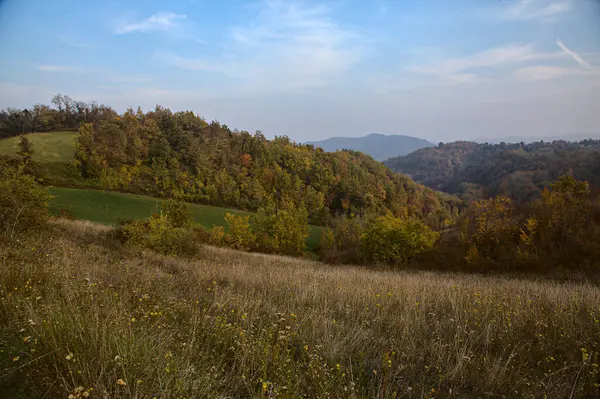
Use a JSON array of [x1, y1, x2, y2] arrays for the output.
[[0, 131, 76, 163]]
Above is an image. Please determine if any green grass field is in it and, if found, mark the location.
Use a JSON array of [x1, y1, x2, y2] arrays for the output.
[[48, 187, 323, 252], [0, 131, 77, 163]]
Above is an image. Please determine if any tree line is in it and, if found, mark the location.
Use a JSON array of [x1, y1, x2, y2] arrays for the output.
[[0, 94, 117, 138]]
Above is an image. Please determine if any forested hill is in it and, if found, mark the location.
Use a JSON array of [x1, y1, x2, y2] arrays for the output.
[[1, 95, 459, 228], [384, 140, 600, 202], [307, 133, 434, 161]]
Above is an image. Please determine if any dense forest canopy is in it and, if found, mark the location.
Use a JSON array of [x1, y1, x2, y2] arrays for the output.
[[384, 140, 600, 202], [0, 94, 459, 229]]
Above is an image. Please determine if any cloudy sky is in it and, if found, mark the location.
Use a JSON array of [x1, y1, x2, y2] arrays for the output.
[[0, 0, 599, 142]]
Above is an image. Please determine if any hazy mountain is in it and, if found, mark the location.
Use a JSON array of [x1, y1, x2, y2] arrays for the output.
[[306, 133, 434, 161]]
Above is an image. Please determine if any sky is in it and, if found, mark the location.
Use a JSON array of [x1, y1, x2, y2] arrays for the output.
[[0, 0, 599, 143]]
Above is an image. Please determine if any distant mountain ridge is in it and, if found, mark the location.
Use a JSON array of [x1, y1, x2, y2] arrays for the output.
[[306, 133, 434, 161]]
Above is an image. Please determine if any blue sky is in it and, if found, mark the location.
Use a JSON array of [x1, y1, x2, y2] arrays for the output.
[[0, 0, 599, 142]]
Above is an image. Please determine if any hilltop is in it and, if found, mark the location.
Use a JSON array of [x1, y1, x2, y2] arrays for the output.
[[306, 133, 434, 161]]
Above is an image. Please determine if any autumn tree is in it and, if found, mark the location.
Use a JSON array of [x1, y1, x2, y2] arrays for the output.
[[361, 214, 439, 265], [17, 135, 33, 163]]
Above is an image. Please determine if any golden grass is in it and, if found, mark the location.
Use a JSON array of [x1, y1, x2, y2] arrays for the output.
[[1, 219, 600, 398]]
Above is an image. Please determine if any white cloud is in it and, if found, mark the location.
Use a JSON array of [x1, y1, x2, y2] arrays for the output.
[[515, 65, 600, 81], [59, 34, 94, 49], [115, 12, 187, 34], [515, 65, 574, 81], [442, 73, 485, 85], [556, 38, 592, 68], [154, 53, 222, 73], [39, 65, 104, 74], [38, 65, 149, 84], [157, 1, 363, 92], [407, 44, 566, 84], [499, 0, 572, 20]]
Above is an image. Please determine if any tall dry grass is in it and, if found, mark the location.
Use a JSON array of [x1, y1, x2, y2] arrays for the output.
[[1, 219, 599, 398]]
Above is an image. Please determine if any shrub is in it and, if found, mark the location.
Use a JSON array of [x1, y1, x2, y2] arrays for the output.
[[224, 212, 255, 251], [321, 216, 366, 264], [254, 202, 308, 256], [209, 226, 226, 247], [193, 225, 211, 243], [0, 162, 50, 238], [162, 199, 192, 228], [18, 135, 34, 163], [360, 215, 439, 265], [119, 219, 149, 246], [118, 214, 199, 256], [459, 196, 518, 262]]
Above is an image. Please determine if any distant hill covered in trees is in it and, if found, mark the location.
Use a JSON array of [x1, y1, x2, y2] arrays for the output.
[[307, 133, 434, 161], [384, 140, 600, 202]]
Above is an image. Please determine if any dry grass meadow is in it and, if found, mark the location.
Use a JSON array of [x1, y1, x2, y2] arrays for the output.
[[1, 219, 600, 398]]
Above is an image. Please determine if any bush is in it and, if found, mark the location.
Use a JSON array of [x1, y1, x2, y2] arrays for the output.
[[162, 199, 192, 228], [459, 196, 518, 263], [224, 212, 255, 251], [119, 219, 149, 246], [360, 215, 439, 265], [209, 226, 226, 247], [254, 202, 308, 256], [193, 225, 211, 243], [118, 214, 199, 256], [321, 216, 366, 264], [0, 162, 50, 238]]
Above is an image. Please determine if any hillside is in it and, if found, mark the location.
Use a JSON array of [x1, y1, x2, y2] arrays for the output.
[[307, 133, 434, 161], [0, 97, 459, 231], [384, 140, 600, 202], [2, 218, 600, 398]]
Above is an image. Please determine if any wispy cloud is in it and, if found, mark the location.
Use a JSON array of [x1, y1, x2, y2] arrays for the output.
[[514, 40, 596, 82], [556, 38, 592, 68], [407, 44, 566, 84], [156, 1, 363, 92], [59, 34, 94, 49], [39, 65, 103, 74], [115, 12, 187, 34], [498, 0, 572, 21], [38, 65, 149, 83], [514, 65, 600, 81]]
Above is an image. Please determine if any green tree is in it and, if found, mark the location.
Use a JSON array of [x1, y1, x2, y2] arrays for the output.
[[224, 212, 255, 251], [255, 200, 308, 256], [459, 196, 518, 262], [361, 214, 439, 265]]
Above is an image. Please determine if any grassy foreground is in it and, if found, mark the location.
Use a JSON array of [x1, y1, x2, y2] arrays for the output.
[[1, 219, 599, 398]]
